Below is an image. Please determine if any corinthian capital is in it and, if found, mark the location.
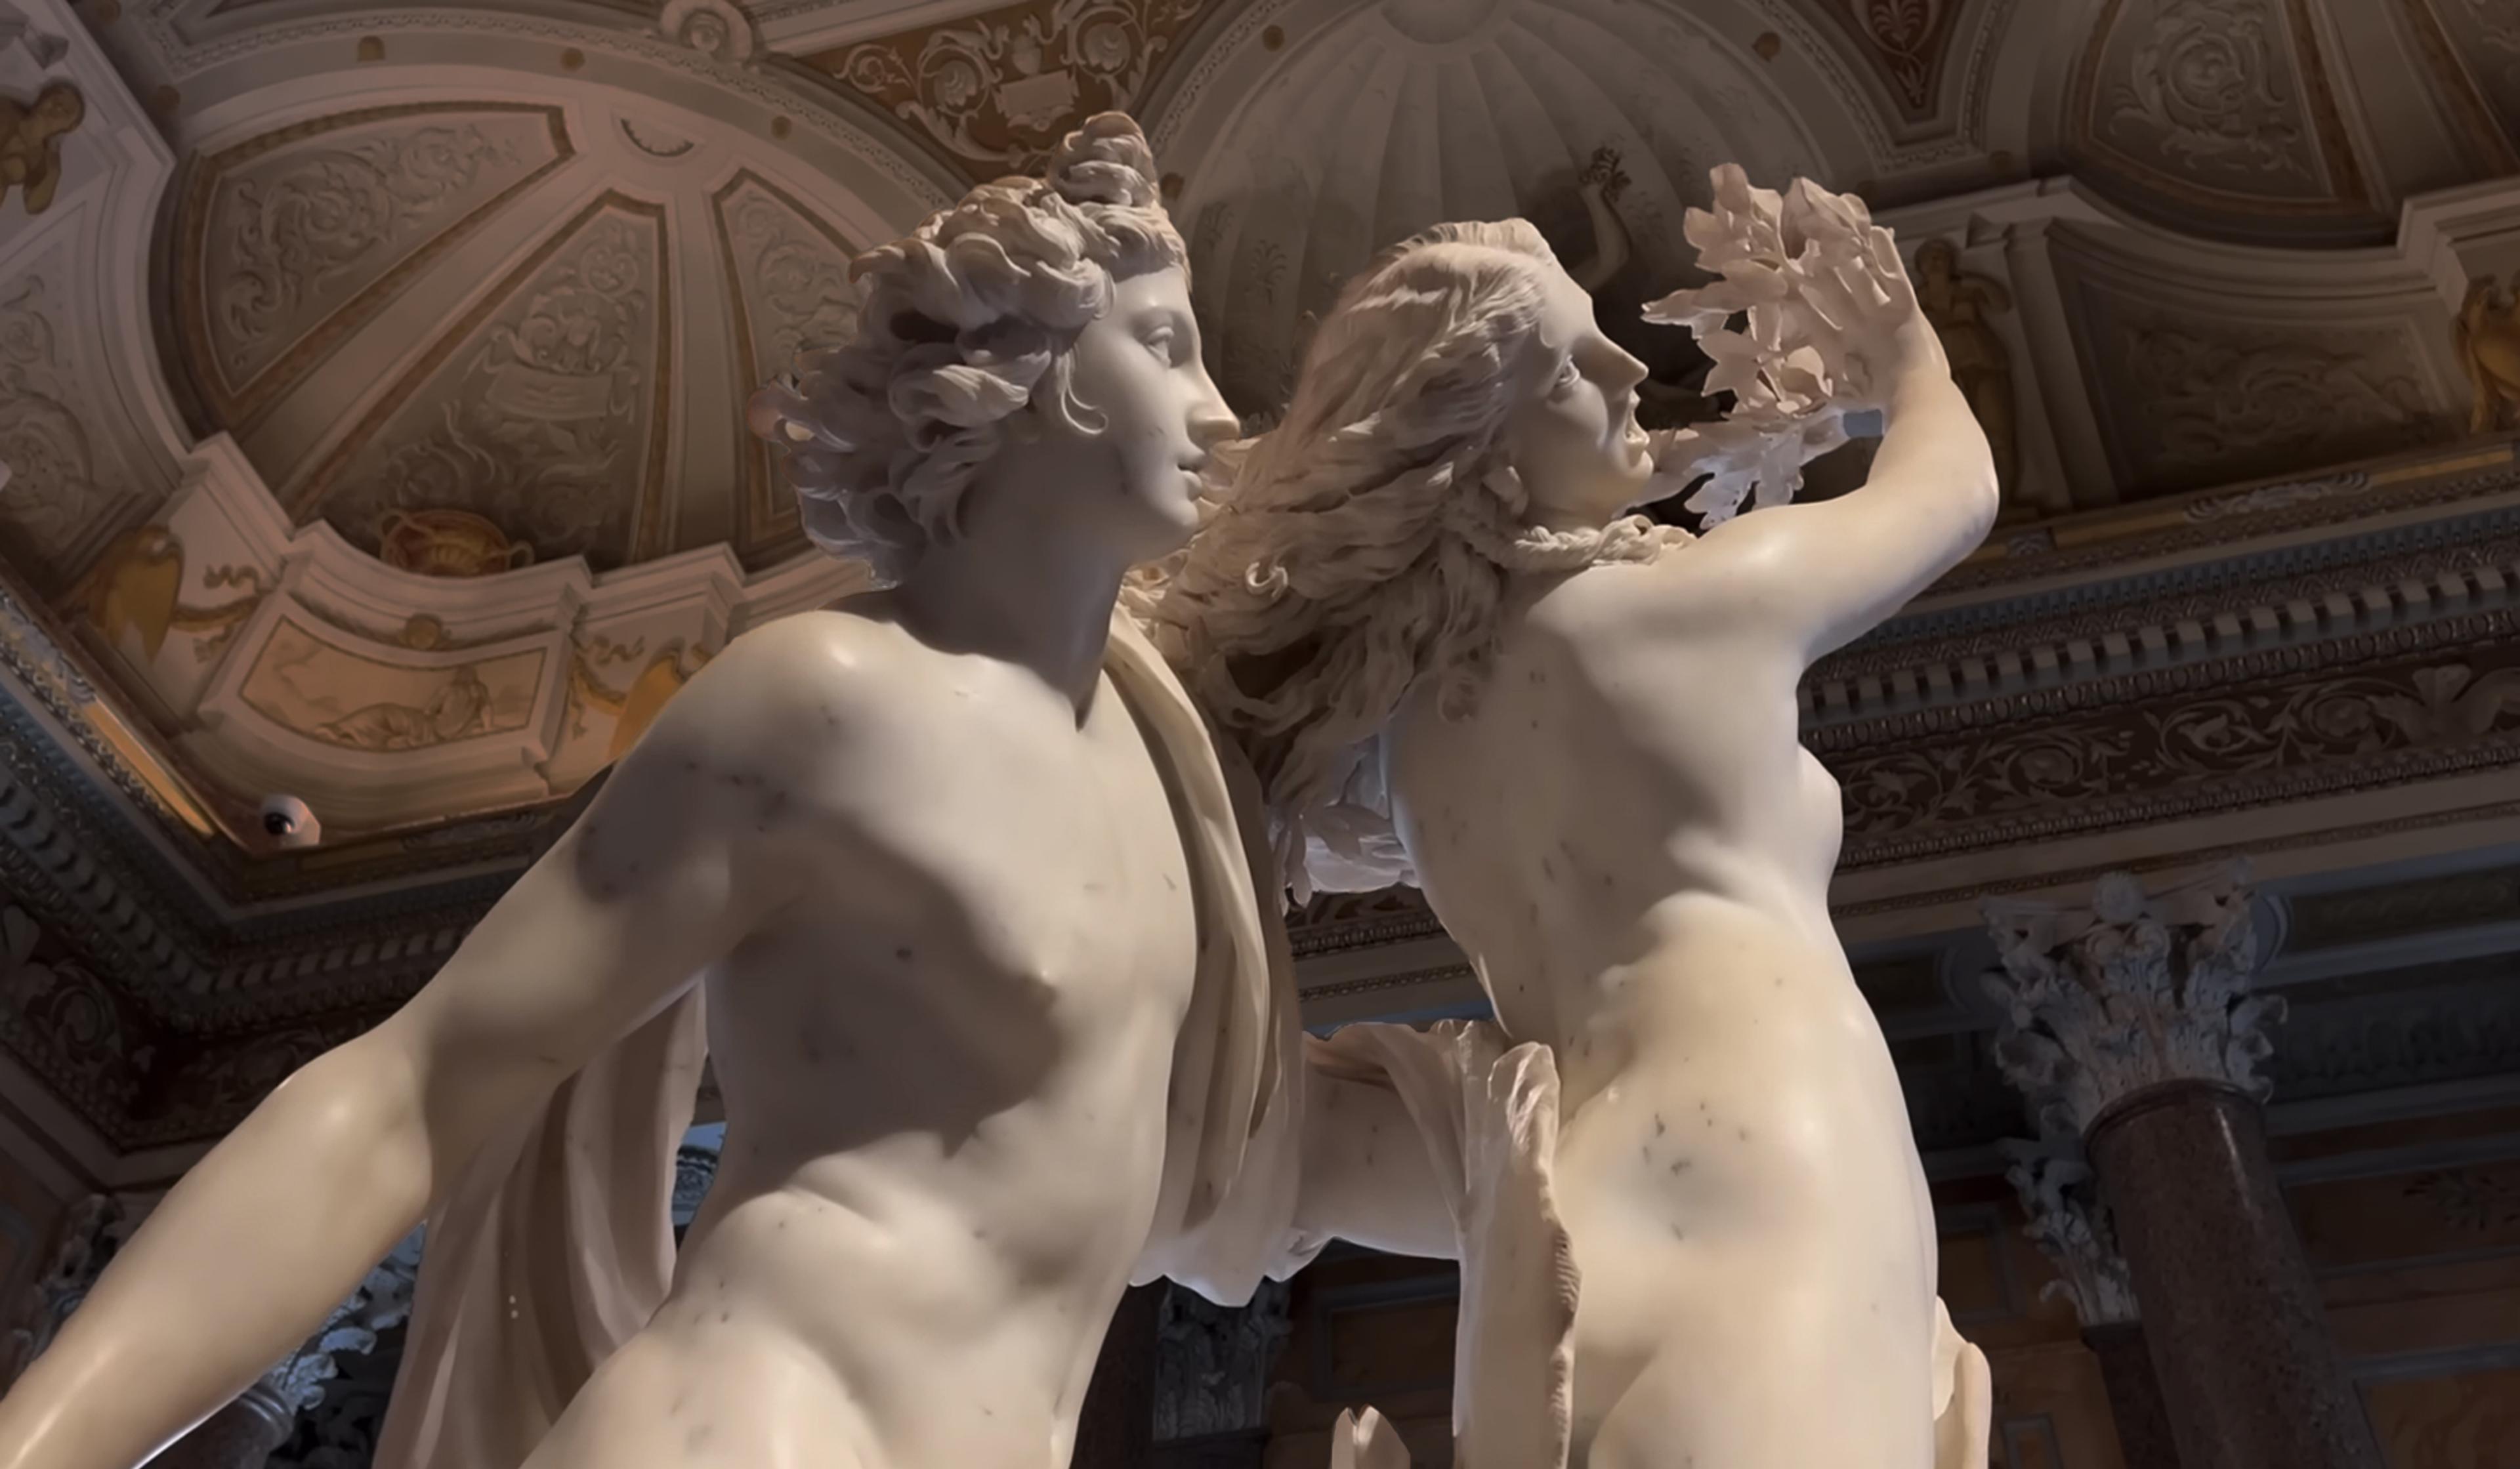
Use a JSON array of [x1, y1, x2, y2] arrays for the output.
[[2000, 1125, 2138, 1328], [1983, 863, 2285, 1133]]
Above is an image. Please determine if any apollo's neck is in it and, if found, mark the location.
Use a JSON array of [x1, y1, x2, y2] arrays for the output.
[[894, 510, 1134, 720]]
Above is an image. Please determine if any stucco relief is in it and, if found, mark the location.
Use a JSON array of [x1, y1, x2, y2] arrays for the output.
[[306, 197, 669, 571], [1811, 0, 1964, 117], [0, 274, 108, 564], [2110, 321, 2443, 491], [185, 105, 568, 410], [2403, 0, 2520, 150], [237, 615, 543, 754], [818, 0, 1202, 177], [2074, 0, 2359, 211], [713, 173, 856, 558]]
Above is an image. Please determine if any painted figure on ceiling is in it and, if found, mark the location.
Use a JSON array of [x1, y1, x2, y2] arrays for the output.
[[0, 83, 83, 217]]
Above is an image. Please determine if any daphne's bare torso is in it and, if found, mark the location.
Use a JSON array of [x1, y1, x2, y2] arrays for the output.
[[524, 613, 1198, 1469], [1390, 554, 1939, 1467]]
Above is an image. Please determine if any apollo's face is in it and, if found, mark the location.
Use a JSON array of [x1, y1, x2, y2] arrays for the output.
[[1040, 264, 1238, 562], [1503, 264, 1654, 532]]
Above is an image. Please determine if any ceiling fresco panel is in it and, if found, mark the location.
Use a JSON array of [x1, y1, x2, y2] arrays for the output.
[[2394, 0, 2520, 169], [296, 194, 673, 573], [709, 170, 858, 565], [2068, 0, 2372, 232], [175, 104, 574, 427]]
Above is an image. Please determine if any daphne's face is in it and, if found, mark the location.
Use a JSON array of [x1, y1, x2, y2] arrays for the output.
[[1503, 265, 1652, 531]]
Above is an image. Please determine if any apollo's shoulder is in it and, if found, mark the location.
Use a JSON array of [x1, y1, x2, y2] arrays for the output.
[[658, 611, 926, 739]]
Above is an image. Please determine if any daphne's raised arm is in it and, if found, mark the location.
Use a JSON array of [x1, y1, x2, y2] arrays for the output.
[[1641, 173, 2000, 667], [1686, 297, 1998, 664]]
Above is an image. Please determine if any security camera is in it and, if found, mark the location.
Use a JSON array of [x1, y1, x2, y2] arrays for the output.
[[259, 795, 321, 850]]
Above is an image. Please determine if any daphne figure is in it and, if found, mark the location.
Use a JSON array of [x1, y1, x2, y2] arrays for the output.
[[1158, 176, 1996, 1468]]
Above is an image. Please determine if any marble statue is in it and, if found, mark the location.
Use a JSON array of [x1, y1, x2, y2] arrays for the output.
[[0, 114, 1440, 1469], [1154, 169, 2000, 1467]]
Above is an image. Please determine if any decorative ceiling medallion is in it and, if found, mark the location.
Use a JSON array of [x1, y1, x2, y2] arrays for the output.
[[658, 0, 758, 64], [1809, 0, 1965, 119], [2066, 0, 2371, 226], [812, 0, 1203, 178]]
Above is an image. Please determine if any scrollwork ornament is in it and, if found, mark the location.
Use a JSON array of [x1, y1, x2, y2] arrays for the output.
[[2108, 0, 2309, 178], [1999, 1123, 2139, 1327], [1982, 863, 2284, 1133], [836, 0, 1200, 173]]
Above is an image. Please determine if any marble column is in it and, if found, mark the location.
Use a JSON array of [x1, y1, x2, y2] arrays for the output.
[[2001, 1128, 2175, 1469], [1984, 865, 2380, 1469], [1074, 1281, 1164, 1469]]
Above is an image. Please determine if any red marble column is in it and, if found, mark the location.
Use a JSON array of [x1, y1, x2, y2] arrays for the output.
[[2082, 1321, 2181, 1469], [1985, 867, 2380, 1469], [2086, 1081, 2378, 1469], [150, 1383, 296, 1469]]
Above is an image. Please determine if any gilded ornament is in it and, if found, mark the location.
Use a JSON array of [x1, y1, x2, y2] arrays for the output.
[[2455, 272, 2520, 434], [0, 83, 83, 217], [828, 0, 1202, 175], [76, 525, 268, 663], [377, 508, 535, 577]]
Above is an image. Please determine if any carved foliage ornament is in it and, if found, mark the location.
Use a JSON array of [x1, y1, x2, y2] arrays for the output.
[[215, 123, 525, 381], [830, 0, 1201, 175], [2117, 321, 2439, 490], [1152, 1277, 1293, 1441], [1999, 1127, 2139, 1327], [1851, 0, 1952, 112], [1982, 864, 2284, 1133], [2106, 0, 2311, 180], [0, 276, 108, 564]]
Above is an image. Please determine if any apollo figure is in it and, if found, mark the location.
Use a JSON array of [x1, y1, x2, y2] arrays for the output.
[[1156, 173, 1998, 1468], [0, 114, 1434, 1469]]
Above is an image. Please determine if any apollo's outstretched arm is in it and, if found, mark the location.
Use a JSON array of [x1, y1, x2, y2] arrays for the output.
[[0, 630, 833, 1469]]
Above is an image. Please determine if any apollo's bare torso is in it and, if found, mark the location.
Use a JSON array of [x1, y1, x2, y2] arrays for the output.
[[528, 609, 1198, 1469], [1389, 553, 1939, 1468]]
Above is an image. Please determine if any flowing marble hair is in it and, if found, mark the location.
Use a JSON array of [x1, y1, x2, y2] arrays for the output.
[[1152, 220, 1673, 889], [748, 112, 1186, 581]]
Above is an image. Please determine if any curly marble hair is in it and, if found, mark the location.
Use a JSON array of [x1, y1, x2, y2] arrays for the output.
[[747, 113, 1186, 581], [1152, 220, 1672, 884]]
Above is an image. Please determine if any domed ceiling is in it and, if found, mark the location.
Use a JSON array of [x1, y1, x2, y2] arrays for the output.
[[0, 0, 2510, 871], [170, 92, 864, 573]]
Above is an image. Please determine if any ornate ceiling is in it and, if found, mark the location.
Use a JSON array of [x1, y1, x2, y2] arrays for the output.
[[0, 0, 2506, 858], [0, 0, 2513, 1169]]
